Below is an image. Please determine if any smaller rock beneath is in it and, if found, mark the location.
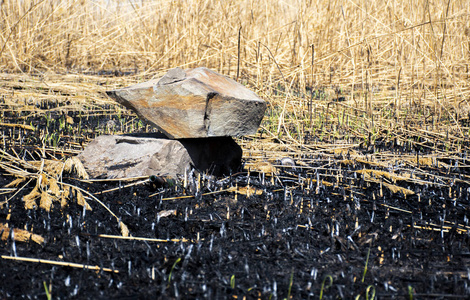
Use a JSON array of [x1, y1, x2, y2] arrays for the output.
[[77, 133, 242, 179]]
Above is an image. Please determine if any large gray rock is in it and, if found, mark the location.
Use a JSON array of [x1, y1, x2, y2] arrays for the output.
[[106, 67, 266, 139], [78, 133, 242, 178]]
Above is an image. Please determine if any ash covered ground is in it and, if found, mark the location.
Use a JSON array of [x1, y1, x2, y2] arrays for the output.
[[0, 88, 469, 299], [1, 147, 470, 299]]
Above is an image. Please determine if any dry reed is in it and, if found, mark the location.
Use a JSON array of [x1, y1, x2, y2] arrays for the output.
[[0, 0, 469, 158]]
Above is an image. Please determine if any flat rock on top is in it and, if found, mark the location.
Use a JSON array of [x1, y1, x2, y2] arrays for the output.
[[106, 67, 266, 139]]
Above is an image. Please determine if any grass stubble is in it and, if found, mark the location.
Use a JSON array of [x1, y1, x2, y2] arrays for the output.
[[1, 0, 469, 153], [0, 0, 470, 298]]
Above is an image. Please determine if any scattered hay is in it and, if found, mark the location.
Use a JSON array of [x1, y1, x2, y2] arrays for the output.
[[382, 182, 415, 197], [0, 123, 35, 131], [48, 177, 61, 197], [354, 159, 389, 169], [39, 190, 53, 211], [355, 169, 408, 183], [29, 160, 64, 177], [1, 157, 92, 211], [64, 157, 89, 180], [75, 190, 92, 211], [18, 172, 89, 212], [0, 155, 128, 235], [60, 187, 70, 208], [0, 223, 44, 245], [246, 161, 278, 175], [119, 222, 130, 238], [23, 186, 40, 210], [304, 178, 334, 187], [157, 210, 177, 218], [228, 186, 263, 196], [355, 169, 415, 196], [29, 157, 89, 180], [4, 177, 27, 188]]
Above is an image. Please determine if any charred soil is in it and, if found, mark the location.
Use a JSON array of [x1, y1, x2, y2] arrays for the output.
[[1, 143, 470, 299], [1, 76, 470, 299]]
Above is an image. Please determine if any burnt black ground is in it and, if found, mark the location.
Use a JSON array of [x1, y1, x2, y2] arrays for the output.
[[1, 152, 470, 299], [1, 92, 470, 299]]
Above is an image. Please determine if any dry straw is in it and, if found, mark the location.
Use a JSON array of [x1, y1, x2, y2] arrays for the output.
[[0, 1, 469, 222], [1, 255, 119, 273], [0, 222, 44, 244], [0, 0, 469, 152]]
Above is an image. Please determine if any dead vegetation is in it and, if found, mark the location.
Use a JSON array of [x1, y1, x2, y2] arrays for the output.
[[1, 0, 470, 298], [1, 0, 469, 153]]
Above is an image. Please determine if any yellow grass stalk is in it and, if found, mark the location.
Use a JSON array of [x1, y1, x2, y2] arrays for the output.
[[94, 234, 192, 243], [0, 123, 35, 131], [0, 223, 44, 244], [39, 190, 53, 211], [382, 182, 415, 197], [75, 190, 92, 211], [23, 186, 40, 209], [1, 255, 118, 273], [64, 157, 89, 180], [227, 186, 263, 196], [4, 177, 27, 188], [355, 169, 408, 183]]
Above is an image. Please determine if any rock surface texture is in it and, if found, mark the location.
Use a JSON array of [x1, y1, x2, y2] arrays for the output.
[[106, 67, 267, 139], [78, 133, 242, 178]]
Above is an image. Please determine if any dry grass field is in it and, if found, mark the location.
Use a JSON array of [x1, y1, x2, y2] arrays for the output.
[[1, 0, 470, 150], [1, 0, 470, 298]]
